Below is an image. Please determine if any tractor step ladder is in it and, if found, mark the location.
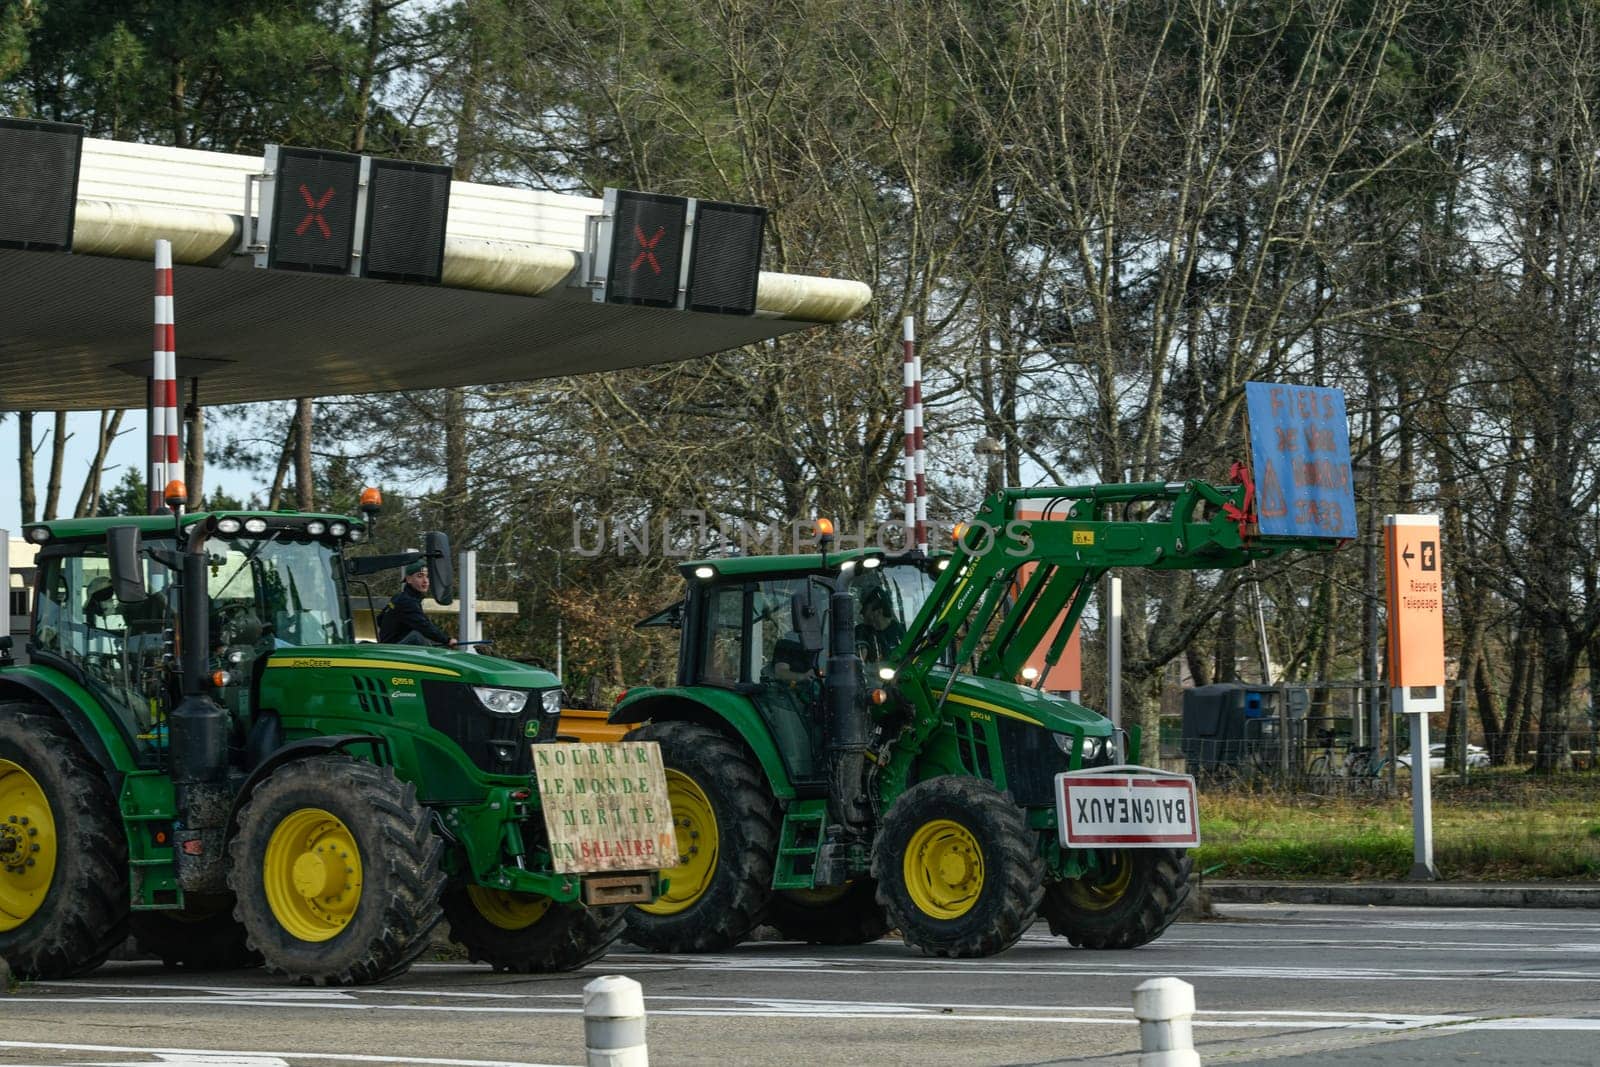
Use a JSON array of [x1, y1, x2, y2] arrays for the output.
[[772, 799, 829, 890]]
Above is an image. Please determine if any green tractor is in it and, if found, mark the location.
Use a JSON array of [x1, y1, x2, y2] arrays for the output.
[[0, 496, 665, 984], [614, 479, 1341, 956]]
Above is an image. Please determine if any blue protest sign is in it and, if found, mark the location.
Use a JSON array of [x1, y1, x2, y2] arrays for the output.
[[1243, 382, 1356, 539]]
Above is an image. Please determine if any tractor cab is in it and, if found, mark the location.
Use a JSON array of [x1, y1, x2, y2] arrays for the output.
[[671, 551, 939, 789], [23, 512, 368, 766]]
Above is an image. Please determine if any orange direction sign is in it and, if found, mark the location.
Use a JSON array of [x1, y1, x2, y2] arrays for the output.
[[1384, 514, 1445, 692]]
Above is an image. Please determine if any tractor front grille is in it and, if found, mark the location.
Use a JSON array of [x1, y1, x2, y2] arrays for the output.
[[422, 681, 559, 776], [995, 715, 1072, 807]]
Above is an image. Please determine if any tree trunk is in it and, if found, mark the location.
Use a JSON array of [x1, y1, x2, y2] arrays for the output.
[[294, 398, 314, 511], [352, 0, 384, 153], [269, 407, 296, 511], [74, 409, 125, 517], [185, 383, 204, 508], [445, 388, 467, 546], [17, 411, 35, 524], [42, 411, 67, 520], [1509, 621, 1537, 765]]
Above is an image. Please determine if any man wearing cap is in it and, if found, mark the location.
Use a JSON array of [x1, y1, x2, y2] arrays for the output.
[[378, 560, 457, 647], [855, 585, 906, 666]]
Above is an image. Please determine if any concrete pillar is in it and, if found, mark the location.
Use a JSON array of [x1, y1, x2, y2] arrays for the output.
[[1132, 977, 1199, 1066], [584, 974, 647, 1066]]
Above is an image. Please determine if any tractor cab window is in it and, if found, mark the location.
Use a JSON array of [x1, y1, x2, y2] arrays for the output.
[[695, 578, 817, 687], [690, 576, 822, 784], [32, 544, 175, 755], [849, 561, 934, 669], [206, 536, 348, 655]]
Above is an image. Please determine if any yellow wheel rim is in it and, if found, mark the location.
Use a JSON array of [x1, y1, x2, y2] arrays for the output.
[[1064, 850, 1134, 912], [903, 818, 984, 920], [262, 807, 363, 943], [467, 886, 553, 930], [0, 759, 57, 932], [637, 769, 717, 916]]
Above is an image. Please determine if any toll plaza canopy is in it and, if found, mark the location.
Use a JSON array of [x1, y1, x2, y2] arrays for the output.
[[0, 133, 872, 412]]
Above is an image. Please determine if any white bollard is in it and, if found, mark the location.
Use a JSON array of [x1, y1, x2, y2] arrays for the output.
[[1132, 977, 1200, 1067], [583, 974, 648, 1067]]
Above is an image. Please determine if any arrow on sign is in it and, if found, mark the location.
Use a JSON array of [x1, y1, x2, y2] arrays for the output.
[[1402, 543, 1415, 568]]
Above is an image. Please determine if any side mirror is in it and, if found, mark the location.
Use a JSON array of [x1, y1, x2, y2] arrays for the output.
[[106, 526, 146, 604], [424, 530, 454, 606], [792, 586, 825, 655]]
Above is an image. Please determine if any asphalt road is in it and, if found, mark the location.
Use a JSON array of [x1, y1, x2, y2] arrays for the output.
[[3, 903, 1599, 1066]]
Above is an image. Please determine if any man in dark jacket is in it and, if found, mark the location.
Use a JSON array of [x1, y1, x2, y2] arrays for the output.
[[377, 560, 457, 646]]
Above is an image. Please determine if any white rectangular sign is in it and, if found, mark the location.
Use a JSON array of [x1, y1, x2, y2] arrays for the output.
[[1056, 768, 1200, 849], [532, 741, 679, 874]]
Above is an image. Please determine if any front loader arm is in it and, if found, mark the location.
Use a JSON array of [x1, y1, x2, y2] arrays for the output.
[[889, 477, 1341, 714]]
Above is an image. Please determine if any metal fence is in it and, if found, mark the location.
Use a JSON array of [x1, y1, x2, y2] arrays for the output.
[[1156, 680, 1600, 794]]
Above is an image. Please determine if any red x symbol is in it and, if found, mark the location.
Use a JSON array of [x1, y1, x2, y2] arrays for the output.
[[630, 224, 666, 273], [295, 183, 336, 239]]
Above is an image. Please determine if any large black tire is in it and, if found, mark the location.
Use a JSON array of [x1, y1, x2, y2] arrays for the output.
[[872, 776, 1043, 958], [622, 721, 778, 953], [1041, 848, 1193, 949], [0, 704, 129, 979], [444, 887, 625, 972], [766, 880, 890, 945], [130, 894, 262, 970], [227, 756, 446, 985]]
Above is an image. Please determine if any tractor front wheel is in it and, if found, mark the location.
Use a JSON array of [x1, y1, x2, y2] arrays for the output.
[[622, 721, 778, 952], [766, 880, 890, 945], [873, 776, 1043, 958], [1041, 848, 1193, 949], [228, 756, 446, 985], [0, 704, 128, 979], [444, 887, 625, 972]]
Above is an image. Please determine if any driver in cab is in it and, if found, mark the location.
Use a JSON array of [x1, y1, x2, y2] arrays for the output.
[[378, 560, 457, 647], [855, 584, 906, 666]]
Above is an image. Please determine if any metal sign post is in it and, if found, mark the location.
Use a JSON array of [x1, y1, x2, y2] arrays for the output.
[[459, 550, 480, 647], [1107, 575, 1122, 731], [1385, 513, 1446, 881]]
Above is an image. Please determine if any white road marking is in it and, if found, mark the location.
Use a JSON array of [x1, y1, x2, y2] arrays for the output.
[[69, 1054, 291, 1066], [11, 983, 1598, 1033], [0, 1044, 567, 1067]]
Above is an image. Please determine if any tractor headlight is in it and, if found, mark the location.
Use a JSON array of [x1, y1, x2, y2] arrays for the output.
[[472, 686, 530, 714], [306, 521, 327, 536], [541, 689, 563, 716], [1054, 733, 1104, 761]]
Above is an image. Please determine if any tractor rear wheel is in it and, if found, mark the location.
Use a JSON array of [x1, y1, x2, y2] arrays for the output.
[[228, 756, 446, 985], [1041, 848, 1193, 949], [766, 880, 890, 945], [444, 887, 625, 972], [873, 776, 1043, 958], [623, 721, 778, 952], [0, 704, 128, 978], [131, 894, 261, 970]]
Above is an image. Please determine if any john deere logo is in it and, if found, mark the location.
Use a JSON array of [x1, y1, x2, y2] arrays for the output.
[[524, 721, 541, 738]]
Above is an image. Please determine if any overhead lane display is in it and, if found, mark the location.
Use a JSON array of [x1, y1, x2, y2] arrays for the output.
[[0, 123, 872, 411]]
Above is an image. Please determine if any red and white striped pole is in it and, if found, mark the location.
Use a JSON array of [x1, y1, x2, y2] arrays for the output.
[[911, 325, 928, 554], [902, 316, 917, 551], [153, 239, 179, 510]]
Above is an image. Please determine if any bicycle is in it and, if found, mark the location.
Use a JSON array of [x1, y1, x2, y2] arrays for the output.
[[1306, 728, 1339, 779]]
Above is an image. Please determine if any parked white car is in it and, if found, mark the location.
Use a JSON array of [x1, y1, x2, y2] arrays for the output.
[[1397, 742, 1490, 771]]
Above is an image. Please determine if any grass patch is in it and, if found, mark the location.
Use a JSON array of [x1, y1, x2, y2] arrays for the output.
[[1195, 769, 1600, 881]]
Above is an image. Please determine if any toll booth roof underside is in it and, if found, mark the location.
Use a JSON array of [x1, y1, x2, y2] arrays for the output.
[[0, 247, 836, 409]]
